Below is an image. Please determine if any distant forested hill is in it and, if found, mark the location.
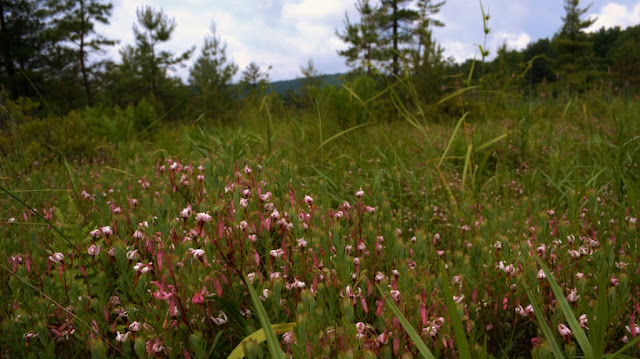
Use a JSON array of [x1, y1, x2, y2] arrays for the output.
[[268, 73, 343, 96]]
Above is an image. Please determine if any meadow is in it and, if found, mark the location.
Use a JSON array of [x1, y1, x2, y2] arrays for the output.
[[1, 88, 640, 358]]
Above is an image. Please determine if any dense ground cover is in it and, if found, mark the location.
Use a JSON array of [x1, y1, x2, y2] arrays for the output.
[[1, 94, 640, 358]]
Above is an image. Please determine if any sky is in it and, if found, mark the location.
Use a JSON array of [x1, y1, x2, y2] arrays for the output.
[[95, 0, 640, 82]]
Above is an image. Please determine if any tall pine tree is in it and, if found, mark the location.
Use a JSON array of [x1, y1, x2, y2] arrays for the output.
[[554, 0, 596, 90], [336, 0, 383, 74], [127, 6, 193, 96], [0, 0, 50, 98], [378, 0, 419, 76], [189, 23, 238, 120], [48, 0, 117, 106]]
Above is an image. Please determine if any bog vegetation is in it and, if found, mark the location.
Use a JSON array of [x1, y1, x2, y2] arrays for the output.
[[1, 0, 639, 358]]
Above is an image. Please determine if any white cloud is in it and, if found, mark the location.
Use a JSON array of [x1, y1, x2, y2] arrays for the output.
[[282, 0, 345, 19], [441, 41, 478, 63], [92, 1, 640, 81], [491, 32, 532, 51], [587, 2, 640, 32]]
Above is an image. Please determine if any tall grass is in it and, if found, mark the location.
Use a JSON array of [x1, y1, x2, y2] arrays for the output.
[[1, 88, 639, 358]]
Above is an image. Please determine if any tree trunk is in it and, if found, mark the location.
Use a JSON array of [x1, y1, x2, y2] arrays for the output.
[[392, 0, 398, 77], [0, 0, 17, 97], [79, 0, 94, 106]]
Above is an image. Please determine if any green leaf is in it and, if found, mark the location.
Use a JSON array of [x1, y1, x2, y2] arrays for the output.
[[603, 333, 640, 358], [376, 285, 435, 359], [190, 331, 207, 359], [474, 131, 509, 152], [591, 262, 610, 358], [439, 262, 471, 359], [134, 337, 147, 359], [438, 112, 468, 167], [437, 86, 479, 105], [523, 279, 565, 359], [535, 256, 593, 359], [227, 323, 296, 359], [314, 122, 372, 154], [243, 274, 286, 359]]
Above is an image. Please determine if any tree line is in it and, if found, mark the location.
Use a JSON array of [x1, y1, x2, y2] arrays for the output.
[[0, 0, 638, 121]]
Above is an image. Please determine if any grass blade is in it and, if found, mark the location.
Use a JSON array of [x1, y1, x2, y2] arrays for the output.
[[474, 131, 510, 152], [523, 280, 565, 359], [314, 122, 372, 153], [603, 334, 640, 358], [439, 262, 471, 359], [243, 274, 285, 359], [461, 144, 472, 189], [535, 256, 594, 359], [228, 322, 296, 359], [437, 87, 479, 105], [438, 112, 468, 167], [591, 261, 610, 358], [376, 285, 435, 359]]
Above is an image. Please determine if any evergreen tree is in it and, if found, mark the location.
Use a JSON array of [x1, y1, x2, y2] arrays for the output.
[[611, 25, 640, 89], [48, 0, 117, 106], [241, 62, 267, 88], [411, 0, 444, 66], [188, 23, 238, 120], [522, 38, 556, 90], [336, 0, 383, 74], [554, 0, 596, 89], [409, 0, 445, 100], [129, 6, 193, 96], [338, 0, 445, 79], [299, 58, 321, 106], [0, 0, 50, 98], [378, 0, 420, 76], [240, 62, 270, 102], [589, 26, 621, 72]]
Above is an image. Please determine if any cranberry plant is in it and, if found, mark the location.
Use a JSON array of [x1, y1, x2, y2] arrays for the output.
[[1, 97, 640, 358]]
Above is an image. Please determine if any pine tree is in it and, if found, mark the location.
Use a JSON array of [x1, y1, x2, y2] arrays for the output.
[[189, 23, 238, 120], [128, 6, 193, 96], [378, 0, 420, 76], [48, 0, 117, 105], [409, 0, 446, 100], [336, 0, 383, 74], [0, 0, 50, 98], [554, 0, 596, 89], [241, 62, 267, 88]]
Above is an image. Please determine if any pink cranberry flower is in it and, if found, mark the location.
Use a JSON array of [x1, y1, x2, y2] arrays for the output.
[[188, 248, 205, 259], [558, 323, 572, 337], [128, 322, 142, 332], [566, 288, 580, 303], [270, 248, 285, 258], [115, 331, 130, 342], [579, 314, 589, 329], [87, 244, 100, 256], [49, 253, 64, 263], [239, 198, 248, 208], [304, 194, 313, 206], [282, 331, 295, 344], [100, 226, 113, 236], [192, 288, 206, 304], [211, 311, 228, 325], [195, 213, 212, 222], [390, 289, 401, 302]]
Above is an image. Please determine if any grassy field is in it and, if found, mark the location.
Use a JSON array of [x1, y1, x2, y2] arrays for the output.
[[1, 91, 640, 358]]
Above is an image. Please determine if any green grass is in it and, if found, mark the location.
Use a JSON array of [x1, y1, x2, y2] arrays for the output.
[[1, 91, 639, 358]]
